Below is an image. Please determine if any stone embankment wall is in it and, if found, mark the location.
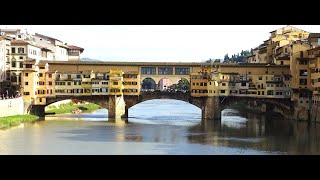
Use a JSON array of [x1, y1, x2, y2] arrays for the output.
[[0, 97, 24, 117]]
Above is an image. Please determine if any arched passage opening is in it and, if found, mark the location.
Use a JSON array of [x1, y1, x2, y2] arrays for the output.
[[176, 78, 190, 91], [128, 99, 201, 125], [158, 78, 173, 91], [142, 78, 156, 90]]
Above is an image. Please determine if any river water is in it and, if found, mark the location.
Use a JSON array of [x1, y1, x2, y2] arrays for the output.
[[1, 99, 320, 155]]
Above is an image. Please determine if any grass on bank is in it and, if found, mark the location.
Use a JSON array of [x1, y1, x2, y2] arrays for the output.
[[45, 103, 101, 114], [0, 115, 39, 130]]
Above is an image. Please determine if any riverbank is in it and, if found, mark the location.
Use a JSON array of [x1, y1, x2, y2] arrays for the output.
[[45, 103, 101, 114], [0, 115, 39, 130]]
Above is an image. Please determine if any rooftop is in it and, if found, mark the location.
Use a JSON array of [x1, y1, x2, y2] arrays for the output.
[[37, 60, 290, 68], [67, 45, 84, 53]]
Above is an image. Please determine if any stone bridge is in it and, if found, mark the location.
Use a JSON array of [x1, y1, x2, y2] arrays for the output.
[[29, 92, 296, 121]]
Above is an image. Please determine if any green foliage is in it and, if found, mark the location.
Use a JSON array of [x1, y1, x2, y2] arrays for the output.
[[46, 103, 101, 114], [205, 58, 221, 63], [58, 102, 73, 108], [47, 105, 56, 109], [228, 50, 252, 63], [224, 54, 230, 61], [0, 115, 39, 129], [175, 78, 190, 90]]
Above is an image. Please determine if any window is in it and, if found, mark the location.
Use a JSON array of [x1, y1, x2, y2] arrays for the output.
[[23, 92, 30, 95], [68, 82, 71, 86], [12, 61, 16, 68], [25, 82, 28, 85], [141, 67, 156, 75], [19, 56, 23, 59], [299, 60, 308, 65], [38, 73, 43, 77], [258, 76, 262, 80], [26, 64, 32, 68], [48, 74, 52, 78], [158, 67, 173, 75], [222, 83, 226, 86], [19, 62, 23, 68], [241, 82, 246, 86], [38, 81, 45, 85], [68, 74, 71, 79], [113, 82, 118, 85], [299, 79, 307, 85], [281, 61, 284, 65], [39, 98, 42, 102], [267, 90, 274, 95], [221, 90, 225, 93], [175, 68, 190, 75], [49, 81, 52, 85], [300, 70, 308, 76], [25, 73, 28, 77], [11, 48, 15, 53], [18, 47, 24, 54]]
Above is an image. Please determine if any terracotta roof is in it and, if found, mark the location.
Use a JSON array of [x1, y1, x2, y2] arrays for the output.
[[36, 60, 290, 69], [0, 29, 20, 33], [67, 45, 84, 53], [35, 33, 62, 42], [11, 40, 28, 45]]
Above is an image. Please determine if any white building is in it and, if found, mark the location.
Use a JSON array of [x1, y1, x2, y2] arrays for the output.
[[0, 36, 11, 93]]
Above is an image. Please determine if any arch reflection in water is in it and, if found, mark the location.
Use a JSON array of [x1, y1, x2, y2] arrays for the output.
[[2, 100, 320, 154], [129, 99, 201, 126]]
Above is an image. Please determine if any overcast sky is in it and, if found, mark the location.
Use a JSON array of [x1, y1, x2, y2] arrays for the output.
[[1, 25, 320, 62]]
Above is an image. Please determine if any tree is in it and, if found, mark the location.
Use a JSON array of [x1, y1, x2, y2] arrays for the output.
[[224, 54, 230, 61], [177, 78, 190, 90]]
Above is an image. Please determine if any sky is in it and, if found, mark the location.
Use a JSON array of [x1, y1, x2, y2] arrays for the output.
[[1, 25, 320, 62]]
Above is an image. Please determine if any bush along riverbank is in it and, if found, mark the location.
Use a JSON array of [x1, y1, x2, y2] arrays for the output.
[[0, 115, 39, 130], [45, 102, 101, 114]]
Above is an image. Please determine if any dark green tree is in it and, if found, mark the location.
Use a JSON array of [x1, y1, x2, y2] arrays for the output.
[[177, 78, 190, 90]]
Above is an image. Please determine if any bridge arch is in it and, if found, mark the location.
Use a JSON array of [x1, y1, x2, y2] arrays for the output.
[[141, 77, 156, 90], [124, 92, 203, 110], [45, 95, 110, 110], [158, 77, 173, 90]]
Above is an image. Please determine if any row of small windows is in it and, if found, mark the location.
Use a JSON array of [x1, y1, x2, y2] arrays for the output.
[[192, 82, 207, 86], [123, 82, 138, 85], [266, 83, 290, 87], [141, 67, 190, 75], [53, 88, 139, 94], [11, 47, 24, 54], [28, 48, 39, 56], [191, 75, 207, 80], [191, 89, 290, 96], [56, 81, 109, 85], [123, 74, 138, 78]]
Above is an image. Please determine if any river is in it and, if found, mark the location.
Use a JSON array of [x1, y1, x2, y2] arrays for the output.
[[1, 99, 320, 155]]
